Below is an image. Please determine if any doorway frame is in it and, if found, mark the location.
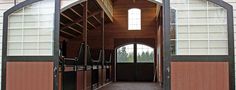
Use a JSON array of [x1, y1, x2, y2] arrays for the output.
[[163, 0, 235, 90]]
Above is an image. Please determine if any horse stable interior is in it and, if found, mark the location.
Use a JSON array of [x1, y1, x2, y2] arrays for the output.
[[0, 0, 236, 90]]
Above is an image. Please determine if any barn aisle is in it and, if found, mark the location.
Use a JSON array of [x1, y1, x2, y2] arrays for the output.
[[98, 82, 162, 90]]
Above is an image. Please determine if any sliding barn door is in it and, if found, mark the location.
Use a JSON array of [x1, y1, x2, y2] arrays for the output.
[[163, 0, 234, 90], [1, 0, 60, 90]]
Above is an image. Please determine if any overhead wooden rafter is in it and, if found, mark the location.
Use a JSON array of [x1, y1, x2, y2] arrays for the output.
[[80, 3, 102, 24], [61, 13, 83, 34], [61, 11, 102, 30], [60, 30, 77, 38], [93, 15, 101, 24], [61, 22, 82, 33], [59, 0, 113, 39]]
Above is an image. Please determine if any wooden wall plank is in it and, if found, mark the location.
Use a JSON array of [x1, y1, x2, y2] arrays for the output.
[[171, 62, 229, 90], [6, 62, 53, 90]]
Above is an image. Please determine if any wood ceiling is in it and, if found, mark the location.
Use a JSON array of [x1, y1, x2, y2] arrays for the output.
[[60, 0, 112, 39]]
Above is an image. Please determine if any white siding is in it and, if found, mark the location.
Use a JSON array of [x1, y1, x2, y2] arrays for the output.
[[7, 0, 55, 56], [170, 0, 228, 55], [16, 0, 84, 11]]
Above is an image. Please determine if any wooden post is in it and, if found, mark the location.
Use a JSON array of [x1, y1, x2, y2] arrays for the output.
[[101, 11, 105, 69], [82, 1, 88, 90], [101, 11, 105, 85]]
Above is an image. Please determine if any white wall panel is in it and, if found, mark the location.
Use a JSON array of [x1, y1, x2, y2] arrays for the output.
[[170, 0, 228, 55], [7, 0, 55, 56]]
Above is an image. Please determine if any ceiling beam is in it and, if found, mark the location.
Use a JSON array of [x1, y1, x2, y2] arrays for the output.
[[92, 15, 101, 24], [70, 8, 82, 17], [78, 3, 102, 26], [61, 13, 83, 29], [88, 20, 96, 29], [85, 7, 102, 24], [60, 22, 82, 34], [61, 11, 102, 30], [70, 7, 100, 29], [60, 30, 77, 38]]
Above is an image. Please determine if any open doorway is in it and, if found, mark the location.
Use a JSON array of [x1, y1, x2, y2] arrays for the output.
[[116, 44, 154, 82]]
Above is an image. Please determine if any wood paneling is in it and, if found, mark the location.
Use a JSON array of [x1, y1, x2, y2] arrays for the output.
[[171, 62, 229, 90], [98, 69, 103, 86], [104, 2, 157, 48], [66, 39, 83, 58], [77, 71, 84, 90], [86, 70, 92, 90], [59, 72, 62, 90], [6, 62, 53, 90], [114, 38, 155, 48], [102, 69, 106, 84]]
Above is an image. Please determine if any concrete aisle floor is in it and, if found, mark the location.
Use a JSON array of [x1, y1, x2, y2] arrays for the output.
[[98, 82, 163, 90]]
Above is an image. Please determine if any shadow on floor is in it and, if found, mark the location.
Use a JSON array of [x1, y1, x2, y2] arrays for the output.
[[98, 82, 163, 90]]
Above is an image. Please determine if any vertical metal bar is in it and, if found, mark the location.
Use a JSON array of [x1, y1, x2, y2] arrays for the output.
[[134, 43, 137, 80], [101, 11, 105, 67], [1, 8, 9, 90], [163, 0, 171, 90], [114, 50, 117, 82], [54, 0, 60, 90], [226, 4, 235, 90], [14, 0, 16, 5], [82, 1, 88, 90]]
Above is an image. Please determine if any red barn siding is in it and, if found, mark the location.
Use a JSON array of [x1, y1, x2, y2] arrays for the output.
[[171, 62, 229, 90], [6, 62, 53, 90], [77, 71, 84, 90]]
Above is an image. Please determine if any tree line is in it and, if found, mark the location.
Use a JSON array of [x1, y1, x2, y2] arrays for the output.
[[117, 47, 154, 63]]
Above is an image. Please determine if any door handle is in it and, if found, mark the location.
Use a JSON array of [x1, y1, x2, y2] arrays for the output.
[[54, 67, 58, 78], [167, 67, 170, 79], [167, 67, 170, 72]]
